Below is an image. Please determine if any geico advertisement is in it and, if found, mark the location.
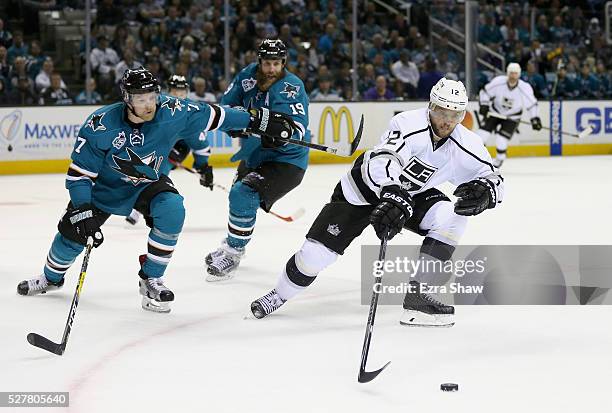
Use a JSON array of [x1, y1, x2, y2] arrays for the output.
[[564, 101, 612, 141]]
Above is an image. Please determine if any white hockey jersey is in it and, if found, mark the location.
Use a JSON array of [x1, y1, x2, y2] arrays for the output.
[[340, 108, 504, 207], [479, 75, 538, 120]]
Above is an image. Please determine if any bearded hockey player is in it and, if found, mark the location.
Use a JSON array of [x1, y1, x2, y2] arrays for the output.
[[17, 67, 297, 313], [205, 39, 310, 281], [250, 78, 505, 327], [477, 62, 542, 168]]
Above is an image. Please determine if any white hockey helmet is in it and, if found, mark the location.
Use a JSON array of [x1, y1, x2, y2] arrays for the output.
[[429, 78, 468, 112], [506, 62, 521, 75]]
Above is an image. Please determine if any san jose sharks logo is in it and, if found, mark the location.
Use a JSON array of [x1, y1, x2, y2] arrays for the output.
[[111, 147, 162, 185], [86, 112, 106, 132], [161, 96, 184, 116], [280, 82, 300, 99], [242, 77, 257, 92]]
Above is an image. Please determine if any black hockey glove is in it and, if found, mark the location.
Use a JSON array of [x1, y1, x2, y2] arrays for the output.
[[479, 104, 490, 119], [61, 203, 105, 247], [369, 185, 414, 241], [453, 179, 496, 216], [168, 140, 191, 168], [530, 117, 542, 131], [247, 108, 296, 141], [195, 163, 214, 190], [261, 134, 289, 149]]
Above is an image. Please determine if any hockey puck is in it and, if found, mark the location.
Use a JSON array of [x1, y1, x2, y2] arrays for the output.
[[440, 383, 458, 392]]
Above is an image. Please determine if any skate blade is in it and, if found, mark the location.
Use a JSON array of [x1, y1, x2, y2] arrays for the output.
[[399, 310, 455, 328], [205, 266, 236, 282], [141, 297, 171, 313], [205, 273, 234, 282]]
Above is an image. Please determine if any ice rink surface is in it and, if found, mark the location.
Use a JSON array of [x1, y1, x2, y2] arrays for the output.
[[1, 156, 611, 413]]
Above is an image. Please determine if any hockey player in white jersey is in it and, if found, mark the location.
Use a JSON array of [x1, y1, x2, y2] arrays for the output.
[[477, 62, 542, 168], [250, 78, 505, 327]]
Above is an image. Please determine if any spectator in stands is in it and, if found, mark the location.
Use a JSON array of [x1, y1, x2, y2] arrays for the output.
[[595, 61, 610, 97], [586, 17, 601, 42], [550, 15, 572, 44], [115, 49, 142, 85], [417, 58, 443, 99], [576, 63, 601, 98], [406, 26, 421, 50], [137, 25, 159, 58], [526, 40, 544, 69], [7, 30, 27, 64], [360, 13, 382, 40], [0, 77, 10, 105], [479, 14, 503, 47], [10, 56, 28, 87], [317, 22, 336, 55], [393, 14, 410, 38], [75, 78, 102, 104], [188, 76, 216, 103], [367, 34, 389, 66], [411, 37, 428, 67], [96, 0, 123, 26], [112, 23, 136, 60], [309, 74, 342, 101], [40, 72, 73, 105], [7, 76, 37, 105], [372, 53, 390, 78], [523, 60, 549, 98], [178, 35, 198, 64], [138, 0, 165, 24], [34, 59, 66, 94], [0, 18, 12, 48], [535, 14, 551, 43], [0, 46, 9, 80], [26, 40, 46, 80], [391, 50, 419, 98], [90, 35, 120, 95], [517, 16, 531, 45], [164, 5, 184, 39], [387, 36, 407, 64], [363, 75, 395, 101], [437, 51, 457, 78], [358, 63, 376, 94], [552, 64, 578, 98]]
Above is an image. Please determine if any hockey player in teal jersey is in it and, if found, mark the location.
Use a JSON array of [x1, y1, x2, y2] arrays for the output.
[[125, 74, 213, 226], [17, 67, 297, 313], [205, 39, 311, 281]]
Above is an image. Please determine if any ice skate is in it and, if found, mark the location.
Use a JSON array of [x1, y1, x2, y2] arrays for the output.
[[17, 274, 64, 296], [205, 241, 244, 282], [400, 281, 455, 327], [139, 273, 174, 313], [492, 158, 504, 169], [251, 289, 286, 319]]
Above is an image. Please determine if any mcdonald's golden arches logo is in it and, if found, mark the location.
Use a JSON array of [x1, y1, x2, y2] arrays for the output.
[[318, 106, 354, 144]]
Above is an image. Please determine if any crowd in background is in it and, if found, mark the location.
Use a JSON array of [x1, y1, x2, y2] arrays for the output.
[[0, 0, 610, 106]]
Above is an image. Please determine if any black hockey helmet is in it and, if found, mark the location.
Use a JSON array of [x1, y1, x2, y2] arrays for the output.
[[120, 66, 160, 103], [167, 74, 190, 91], [257, 39, 287, 63]]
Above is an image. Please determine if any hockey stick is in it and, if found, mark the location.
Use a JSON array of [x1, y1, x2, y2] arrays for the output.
[[279, 114, 364, 156], [488, 111, 593, 139], [171, 161, 306, 222], [358, 237, 391, 383], [27, 238, 94, 356]]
